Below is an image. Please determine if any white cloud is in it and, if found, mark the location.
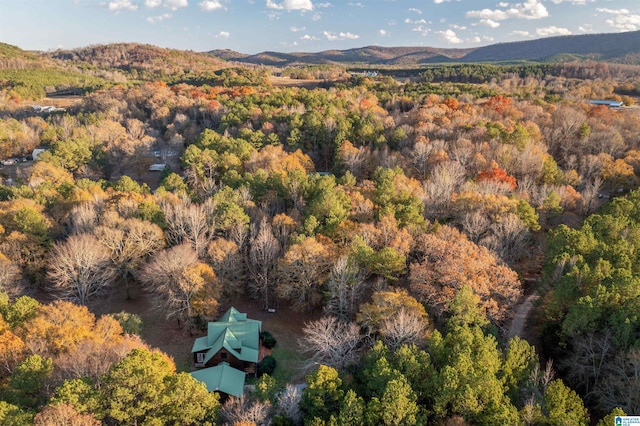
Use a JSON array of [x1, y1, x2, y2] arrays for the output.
[[437, 29, 463, 44], [412, 25, 430, 36], [199, 0, 224, 11], [108, 0, 138, 11], [606, 15, 640, 31], [578, 25, 593, 32], [466, 34, 494, 44], [146, 13, 172, 23], [408, 7, 421, 14], [536, 26, 571, 36], [348, 2, 363, 7], [433, 0, 446, 3], [315, 2, 331, 7], [549, 0, 593, 3], [479, 19, 500, 28], [217, 31, 230, 38], [466, 0, 548, 21], [511, 30, 531, 36], [266, 0, 313, 10], [379, 29, 387, 36], [467, 8, 508, 21], [301, 34, 319, 40], [404, 18, 427, 25], [145, 0, 188, 10], [290, 26, 305, 32], [323, 30, 359, 41], [596, 8, 629, 15]]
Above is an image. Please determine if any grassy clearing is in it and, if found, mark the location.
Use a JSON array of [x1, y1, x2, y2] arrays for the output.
[[93, 293, 195, 373], [270, 342, 304, 384]]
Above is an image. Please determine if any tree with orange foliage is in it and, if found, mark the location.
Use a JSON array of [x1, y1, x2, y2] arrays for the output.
[[34, 403, 100, 426], [245, 144, 314, 175], [0, 315, 25, 375], [485, 95, 512, 114], [600, 155, 637, 191], [476, 162, 517, 191], [409, 225, 522, 323], [23, 301, 96, 356], [51, 315, 147, 382], [443, 97, 459, 110]]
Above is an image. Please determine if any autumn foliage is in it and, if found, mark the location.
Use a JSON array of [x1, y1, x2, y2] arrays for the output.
[[476, 162, 517, 191], [409, 225, 522, 323]]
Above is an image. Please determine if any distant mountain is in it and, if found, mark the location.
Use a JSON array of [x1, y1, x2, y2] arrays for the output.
[[208, 45, 473, 66], [209, 49, 250, 62], [462, 30, 640, 63], [0, 42, 232, 99], [49, 43, 228, 80], [209, 30, 640, 66]]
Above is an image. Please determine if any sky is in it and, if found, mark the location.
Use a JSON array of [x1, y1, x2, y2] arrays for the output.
[[1, 0, 639, 54]]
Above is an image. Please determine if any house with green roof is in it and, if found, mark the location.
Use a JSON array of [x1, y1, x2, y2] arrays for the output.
[[189, 362, 246, 398], [191, 307, 262, 376]]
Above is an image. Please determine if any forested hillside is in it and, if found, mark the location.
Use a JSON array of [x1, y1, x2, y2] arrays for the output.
[[0, 41, 640, 424], [210, 30, 640, 66]]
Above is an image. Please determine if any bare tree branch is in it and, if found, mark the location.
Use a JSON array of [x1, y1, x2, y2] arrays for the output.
[[299, 316, 361, 372], [47, 234, 117, 306]]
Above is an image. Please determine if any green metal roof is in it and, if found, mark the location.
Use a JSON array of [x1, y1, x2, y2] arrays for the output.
[[191, 307, 263, 364], [218, 307, 248, 323], [189, 363, 245, 397], [191, 336, 210, 353]]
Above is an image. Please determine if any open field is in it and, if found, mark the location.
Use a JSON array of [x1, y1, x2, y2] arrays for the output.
[[268, 76, 325, 89]]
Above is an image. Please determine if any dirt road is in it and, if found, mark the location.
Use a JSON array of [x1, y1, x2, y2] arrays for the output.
[[507, 291, 541, 341]]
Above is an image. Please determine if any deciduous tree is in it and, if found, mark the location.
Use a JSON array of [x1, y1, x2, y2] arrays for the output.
[[0, 253, 23, 297], [357, 289, 430, 341], [409, 225, 522, 323], [324, 255, 366, 321], [220, 396, 271, 426], [277, 236, 334, 312], [299, 316, 361, 372], [93, 212, 164, 299], [34, 403, 100, 426], [247, 218, 280, 309], [276, 384, 303, 425], [47, 234, 116, 306], [161, 197, 215, 256], [140, 244, 220, 327]]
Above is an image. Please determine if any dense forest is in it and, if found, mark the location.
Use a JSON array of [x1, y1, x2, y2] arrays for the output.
[[0, 42, 640, 424]]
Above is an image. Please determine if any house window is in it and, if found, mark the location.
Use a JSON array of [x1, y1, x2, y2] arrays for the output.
[[220, 352, 227, 359], [196, 352, 205, 363]]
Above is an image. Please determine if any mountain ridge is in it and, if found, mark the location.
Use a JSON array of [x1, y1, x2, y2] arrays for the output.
[[208, 30, 640, 66]]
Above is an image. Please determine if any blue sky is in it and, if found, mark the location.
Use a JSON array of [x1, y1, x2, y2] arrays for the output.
[[1, 0, 639, 54]]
